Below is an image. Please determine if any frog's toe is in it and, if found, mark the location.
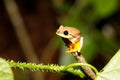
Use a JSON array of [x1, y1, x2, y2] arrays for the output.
[[66, 49, 77, 53], [66, 50, 71, 53]]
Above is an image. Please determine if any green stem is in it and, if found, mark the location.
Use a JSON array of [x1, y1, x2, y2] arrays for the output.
[[7, 60, 86, 78], [64, 63, 99, 75]]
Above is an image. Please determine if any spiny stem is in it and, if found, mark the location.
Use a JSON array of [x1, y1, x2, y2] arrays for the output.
[[7, 60, 86, 78]]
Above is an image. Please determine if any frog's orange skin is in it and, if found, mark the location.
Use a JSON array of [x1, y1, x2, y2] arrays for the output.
[[56, 25, 83, 53], [66, 40, 81, 53]]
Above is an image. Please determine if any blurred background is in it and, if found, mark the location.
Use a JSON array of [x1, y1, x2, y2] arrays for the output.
[[0, 0, 120, 80]]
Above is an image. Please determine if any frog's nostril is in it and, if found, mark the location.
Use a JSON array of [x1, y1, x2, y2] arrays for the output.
[[56, 30, 60, 34]]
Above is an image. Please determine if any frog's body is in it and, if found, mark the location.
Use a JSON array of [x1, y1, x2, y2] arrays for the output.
[[56, 25, 83, 53]]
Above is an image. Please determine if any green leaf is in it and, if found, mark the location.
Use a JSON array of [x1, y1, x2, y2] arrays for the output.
[[0, 58, 13, 80], [96, 49, 120, 80]]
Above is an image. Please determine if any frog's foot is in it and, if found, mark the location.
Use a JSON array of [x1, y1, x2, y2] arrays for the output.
[[66, 49, 77, 53]]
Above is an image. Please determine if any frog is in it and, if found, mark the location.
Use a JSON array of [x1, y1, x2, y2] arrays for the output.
[[56, 25, 83, 53]]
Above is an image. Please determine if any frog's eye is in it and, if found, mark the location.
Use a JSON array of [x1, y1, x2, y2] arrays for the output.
[[63, 30, 69, 35]]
